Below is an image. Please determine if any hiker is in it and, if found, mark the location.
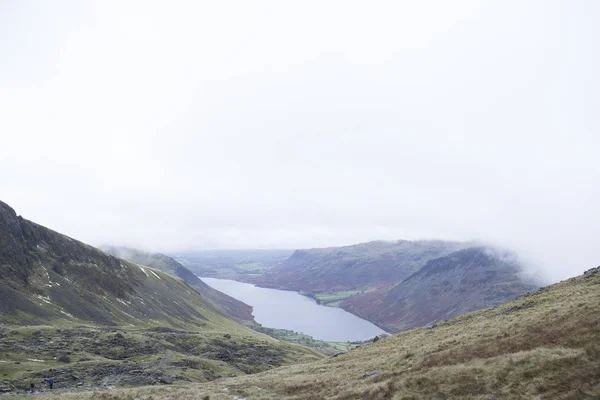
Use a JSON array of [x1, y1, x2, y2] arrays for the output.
[[47, 377, 54, 390], [30, 381, 35, 393]]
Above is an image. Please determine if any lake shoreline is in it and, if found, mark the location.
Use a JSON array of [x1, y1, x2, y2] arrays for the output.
[[198, 276, 387, 342], [228, 279, 394, 335]]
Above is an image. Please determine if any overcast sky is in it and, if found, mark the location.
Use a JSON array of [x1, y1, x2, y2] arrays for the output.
[[1, 1, 598, 283]]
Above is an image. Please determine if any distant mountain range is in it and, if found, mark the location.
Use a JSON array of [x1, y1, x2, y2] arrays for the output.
[[255, 240, 466, 291], [249, 240, 540, 332], [341, 247, 539, 332]]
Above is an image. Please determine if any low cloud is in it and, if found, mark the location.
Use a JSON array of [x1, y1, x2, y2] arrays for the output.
[[1, 1, 598, 284]]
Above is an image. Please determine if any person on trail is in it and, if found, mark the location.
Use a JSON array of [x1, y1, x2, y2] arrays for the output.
[[47, 378, 54, 390], [30, 381, 35, 393]]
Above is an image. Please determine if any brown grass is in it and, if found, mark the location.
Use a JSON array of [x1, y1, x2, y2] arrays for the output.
[[35, 270, 600, 399]]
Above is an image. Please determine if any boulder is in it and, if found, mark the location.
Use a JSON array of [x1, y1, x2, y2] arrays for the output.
[[57, 355, 70, 363]]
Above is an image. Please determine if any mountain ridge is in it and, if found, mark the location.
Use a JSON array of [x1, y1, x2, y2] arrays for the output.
[[254, 239, 467, 292], [101, 246, 255, 324], [342, 246, 539, 332]]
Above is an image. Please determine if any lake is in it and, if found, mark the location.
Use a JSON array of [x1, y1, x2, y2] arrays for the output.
[[200, 277, 387, 342]]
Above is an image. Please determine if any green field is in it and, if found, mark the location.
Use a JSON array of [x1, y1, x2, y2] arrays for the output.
[[312, 288, 377, 307], [254, 327, 362, 356]]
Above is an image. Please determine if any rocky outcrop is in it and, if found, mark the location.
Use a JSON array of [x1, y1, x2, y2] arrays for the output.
[[0, 325, 321, 393]]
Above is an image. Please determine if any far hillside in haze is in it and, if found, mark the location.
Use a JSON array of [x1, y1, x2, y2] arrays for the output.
[[342, 247, 539, 332], [231, 240, 540, 332], [173, 249, 293, 281], [255, 240, 466, 291]]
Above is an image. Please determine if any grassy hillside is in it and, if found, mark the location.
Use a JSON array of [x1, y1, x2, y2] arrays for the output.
[[0, 324, 321, 394], [0, 200, 223, 328], [102, 247, 255, 324], [0, 201, 322, 392], [44, 266, 600, 399]]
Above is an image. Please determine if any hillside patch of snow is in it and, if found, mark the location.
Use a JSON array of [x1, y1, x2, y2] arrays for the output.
[[150, 270, 162, 280]]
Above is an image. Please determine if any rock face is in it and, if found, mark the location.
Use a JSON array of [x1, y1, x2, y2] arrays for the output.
[[102, 246, 255, 324], [342, 247, 539, 332], [0, 199, 236, 327], [255, 240, 466, 292]]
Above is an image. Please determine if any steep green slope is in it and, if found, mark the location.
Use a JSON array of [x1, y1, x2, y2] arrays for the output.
[[102, 246, 255, 324], [53, 266, 600, 399], [342, 247, 539, 332], [0, 200, 234, 329]]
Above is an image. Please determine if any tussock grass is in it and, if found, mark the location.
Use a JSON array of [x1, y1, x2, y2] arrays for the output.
[[36, 269, 600, 399]]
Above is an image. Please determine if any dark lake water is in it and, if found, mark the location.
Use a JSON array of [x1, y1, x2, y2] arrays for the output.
[[200, 277, 387, 342]]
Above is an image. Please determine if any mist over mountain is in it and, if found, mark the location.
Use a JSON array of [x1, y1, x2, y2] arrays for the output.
[[250, 240, 457, 289], [245, 240, 539, 333], [1, 2, 599, 284], [1, 1, 599, 397]]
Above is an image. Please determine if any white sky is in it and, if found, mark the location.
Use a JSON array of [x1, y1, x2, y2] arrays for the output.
[[1, 1, 598, 283]]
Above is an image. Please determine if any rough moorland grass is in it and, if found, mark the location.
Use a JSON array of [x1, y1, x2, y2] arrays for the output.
[[0, 324, 322, 393], [36, 268, 600, 400]]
